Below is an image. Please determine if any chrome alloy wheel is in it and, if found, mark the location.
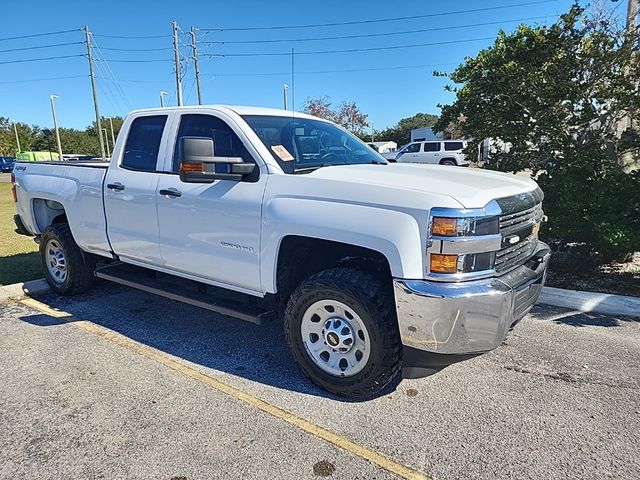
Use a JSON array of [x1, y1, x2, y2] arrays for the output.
[[45, 239, 67, 284], [300, 299, 371, 377]]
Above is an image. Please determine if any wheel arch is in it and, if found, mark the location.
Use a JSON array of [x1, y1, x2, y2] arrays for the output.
[[273, 235, 395, 302]]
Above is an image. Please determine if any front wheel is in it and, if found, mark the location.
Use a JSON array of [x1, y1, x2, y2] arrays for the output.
[[284, 267, 402, 400], [40, 223, 94, 295]]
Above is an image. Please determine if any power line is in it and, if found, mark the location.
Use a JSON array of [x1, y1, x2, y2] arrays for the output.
[[0, 41, 84, 53], [202, 36, 495, 57], [0, 28, 81, 42], [97, 57, 173, 63], [200, 0, 560, 31], [201, 62, 458, 78], [201, 15, 554, 45], [0, 74, 86, 85], [96, 45, 170, 52], [0, 54, 85, 65], [92, 38, 134, 111], [92, 33, 170, 39]]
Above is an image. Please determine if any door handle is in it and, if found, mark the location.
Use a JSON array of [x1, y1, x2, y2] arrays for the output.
[[107, 182, 125, 191], [159, 188, 182, 198]]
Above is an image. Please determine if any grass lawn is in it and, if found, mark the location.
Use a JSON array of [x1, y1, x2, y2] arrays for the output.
[[0, 181, 41, 286]]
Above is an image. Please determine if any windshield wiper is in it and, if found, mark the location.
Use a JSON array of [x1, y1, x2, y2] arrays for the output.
[[293, 163, 333, 174]]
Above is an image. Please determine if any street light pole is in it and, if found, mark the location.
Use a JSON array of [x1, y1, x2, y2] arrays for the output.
[[160, 91, 168, 107], [12, 121, 21, 153], [283, 84, 289, 110], [50, 95, 63, 160]]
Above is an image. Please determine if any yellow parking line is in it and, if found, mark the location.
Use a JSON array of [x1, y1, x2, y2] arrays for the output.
[[20, 296, 433, 480]]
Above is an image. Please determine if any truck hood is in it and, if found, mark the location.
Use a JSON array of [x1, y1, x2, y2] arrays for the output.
[[306, 163, 539, 209]]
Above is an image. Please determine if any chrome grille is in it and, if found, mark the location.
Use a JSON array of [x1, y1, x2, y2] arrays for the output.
[[496, 202, 543, 273]]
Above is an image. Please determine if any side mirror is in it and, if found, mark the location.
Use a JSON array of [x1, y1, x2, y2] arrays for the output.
[[178, 136, 255, 183]]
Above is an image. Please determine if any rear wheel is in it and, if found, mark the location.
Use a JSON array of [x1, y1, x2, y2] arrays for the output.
[[40, 223, 94, 295], [284, 267, 402, 400], [440, 159, 457, 166]]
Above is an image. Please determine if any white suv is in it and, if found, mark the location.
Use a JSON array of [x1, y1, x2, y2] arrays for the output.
[[394, 140, 469, 166]]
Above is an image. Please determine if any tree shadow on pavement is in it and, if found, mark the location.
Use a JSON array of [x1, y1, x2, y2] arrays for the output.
[[529, 304, 639, 327]]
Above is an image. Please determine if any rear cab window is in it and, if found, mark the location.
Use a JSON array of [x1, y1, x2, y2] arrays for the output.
[[121, 115, 168, 172]]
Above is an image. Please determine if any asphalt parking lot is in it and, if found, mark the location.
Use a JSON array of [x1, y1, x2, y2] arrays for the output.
[[1, 282, 639, 480]]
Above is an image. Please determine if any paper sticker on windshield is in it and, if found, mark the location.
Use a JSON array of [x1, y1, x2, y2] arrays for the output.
[[271, 145, 294, 161]]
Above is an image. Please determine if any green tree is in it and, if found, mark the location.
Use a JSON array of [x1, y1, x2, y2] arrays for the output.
[[376, 113, 439, 146], [434, 4, 640, 261]]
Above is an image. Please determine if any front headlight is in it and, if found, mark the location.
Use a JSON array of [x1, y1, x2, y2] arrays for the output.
[[431, 216, 499, 237], [428, 214, 501, 276]]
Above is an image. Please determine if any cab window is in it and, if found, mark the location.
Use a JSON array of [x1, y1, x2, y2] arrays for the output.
[[122, 115, 167, 172], [424, 142, 440, 152], [172, 114, 255, 176], [404, 143, 421, 153], [444, 142, 464, 151]]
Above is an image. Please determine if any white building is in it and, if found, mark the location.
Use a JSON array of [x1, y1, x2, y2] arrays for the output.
[[410, 127, 443, 142], [368, 141, 398, 153]]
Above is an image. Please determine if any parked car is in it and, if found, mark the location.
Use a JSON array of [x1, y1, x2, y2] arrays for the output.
[[0, 156, 15, 172], [12, 106, 548, 399], [395, 140, 469, 166]]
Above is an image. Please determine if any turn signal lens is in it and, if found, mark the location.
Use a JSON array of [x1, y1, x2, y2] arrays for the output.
[[431, 217, 458, 236], [430, 254, 459, 274], [179, 162, 203, 173]]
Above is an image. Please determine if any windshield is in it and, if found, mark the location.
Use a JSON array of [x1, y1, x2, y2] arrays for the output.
[[242, 115, 386, 173]]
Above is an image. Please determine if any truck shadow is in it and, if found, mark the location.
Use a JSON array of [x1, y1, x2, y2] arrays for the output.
[[18, 283, 364, 401]]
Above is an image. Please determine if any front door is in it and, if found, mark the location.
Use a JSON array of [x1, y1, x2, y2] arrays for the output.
[[155, 113, 265, 294], [104, 114, 170, 266], [397, 142, 422, 163]]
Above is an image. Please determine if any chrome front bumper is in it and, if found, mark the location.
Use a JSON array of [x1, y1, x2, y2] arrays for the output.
[[394, 242, 550, 356]]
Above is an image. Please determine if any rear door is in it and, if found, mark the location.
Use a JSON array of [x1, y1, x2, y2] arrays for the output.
[[155, 112, 266, 294], [423, 142, 441, 164], [104, 114, 170, 266]]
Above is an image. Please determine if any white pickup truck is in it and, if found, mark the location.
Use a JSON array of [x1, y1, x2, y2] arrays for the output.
[[12, 106, 549, 399]]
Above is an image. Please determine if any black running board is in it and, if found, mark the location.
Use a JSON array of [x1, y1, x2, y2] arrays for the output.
[[95, 263, 275, 325]]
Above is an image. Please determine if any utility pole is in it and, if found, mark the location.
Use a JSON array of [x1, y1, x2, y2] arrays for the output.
[[283, 84, 289, 110], [102, 128, 111, 157], [626, 0, 638, 35], [84, 25, 106, 160], [172, 21, 183, 107], [370, 123, 374, 143], [109, 117, 116, 146], [50, 95, 63, 160], [160, 91, 168, 107], [619, 0, 639, 170], [190, 27, 203, 105], [12, 121, 21, 153]]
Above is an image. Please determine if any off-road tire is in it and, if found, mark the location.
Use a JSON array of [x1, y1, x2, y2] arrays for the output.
[[40, 223, 94, 295], [284, 267, 402, 400]]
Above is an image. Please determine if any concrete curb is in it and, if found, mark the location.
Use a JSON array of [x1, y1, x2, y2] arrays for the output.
[[539, 286, 640, 318], [0, 278, 50, 302]]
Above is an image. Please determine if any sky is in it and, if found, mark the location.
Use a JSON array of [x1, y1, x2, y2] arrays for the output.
[[0, 0, 617, 131]]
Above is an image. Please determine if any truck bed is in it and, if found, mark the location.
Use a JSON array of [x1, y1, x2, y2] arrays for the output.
[[13, 160, 112, 258]]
